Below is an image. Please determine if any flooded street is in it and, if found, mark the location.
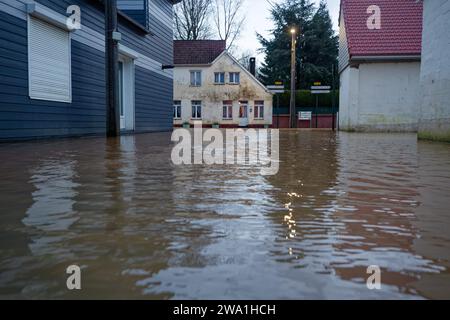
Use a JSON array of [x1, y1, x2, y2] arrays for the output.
[[0, 131, 450, 299]]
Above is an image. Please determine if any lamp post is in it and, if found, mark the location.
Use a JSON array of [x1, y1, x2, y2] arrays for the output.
[[289, 28, 297, 129]]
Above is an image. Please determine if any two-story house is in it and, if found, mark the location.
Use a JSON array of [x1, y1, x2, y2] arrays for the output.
[[173, 40, 273, 128], [0, 0, 179, 141]]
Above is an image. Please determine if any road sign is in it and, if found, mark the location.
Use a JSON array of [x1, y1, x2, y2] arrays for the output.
[[267, 85, 285, 94], [311, 85, 331, 94], [313, 82, 322, 86], [311, 90, 331, 94], [299, 111, 312, 120]]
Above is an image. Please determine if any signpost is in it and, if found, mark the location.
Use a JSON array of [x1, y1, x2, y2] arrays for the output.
[[299, 111, 312, 120], [267, 82, 285, 128], [310, 84, 331, 128]]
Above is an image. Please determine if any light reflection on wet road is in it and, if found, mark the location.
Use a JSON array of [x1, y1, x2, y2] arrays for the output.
[[0, 131, 449, 299]]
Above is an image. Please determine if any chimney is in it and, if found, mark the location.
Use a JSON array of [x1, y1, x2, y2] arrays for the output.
[[249, 57, 256, 77]]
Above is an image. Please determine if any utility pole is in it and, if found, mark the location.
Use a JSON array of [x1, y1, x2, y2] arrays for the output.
[[105, 0, 120, 137], [289, 28, 297, 129], [331, 64, 336, 131]]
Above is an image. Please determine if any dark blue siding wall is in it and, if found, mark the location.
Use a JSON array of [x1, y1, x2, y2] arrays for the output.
[[0, 0, 174, 140], [36, 0, 174, 79], [135, 66, 172, 132], [0, 10, 105, 140]]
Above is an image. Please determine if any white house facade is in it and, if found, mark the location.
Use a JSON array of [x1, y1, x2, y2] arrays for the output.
[[173, 40, 273, 128]]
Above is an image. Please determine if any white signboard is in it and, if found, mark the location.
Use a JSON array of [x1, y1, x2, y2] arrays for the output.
[[267, 85, 285, 94], [299, 111, 312, 120], [311, 90, 331, 94], [311, 85, 331, 94]]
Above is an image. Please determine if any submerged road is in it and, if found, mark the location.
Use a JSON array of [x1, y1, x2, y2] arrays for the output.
[[0, 131, 449, 299]]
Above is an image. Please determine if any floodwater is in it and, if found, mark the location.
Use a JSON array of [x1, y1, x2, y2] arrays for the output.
[[0, 131, 450, 299]]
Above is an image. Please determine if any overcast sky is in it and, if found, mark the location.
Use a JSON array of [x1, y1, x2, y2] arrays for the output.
[[234, 0, 340, 61]]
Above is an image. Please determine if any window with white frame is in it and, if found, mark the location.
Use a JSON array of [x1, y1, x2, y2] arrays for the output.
[[229, 72, 240, 84], [28, 16, 71, 102], [173, 100, 181, 119], [190, 71, 202, 86], [214, 72, 225, 84], [222, 101, 233, 119], [192, 100, 202, 119], [254, 101, 264, 119]]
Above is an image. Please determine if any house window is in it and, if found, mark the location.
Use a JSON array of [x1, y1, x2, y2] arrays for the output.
[[239, 101, 248, 118], [229, 72, 240, 84], [222, 101, 233, 119], [214, 72, 225, 84], [192, 100, 202, 119], [190, 71, 202, 86], [28, 16, 71, 103], [254, 101, 264, 119], [173, 100, 181, 119]]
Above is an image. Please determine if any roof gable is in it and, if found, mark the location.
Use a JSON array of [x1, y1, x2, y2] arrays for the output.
[[341, 0, 423, 57], [174, 40, 226, 65], [212, 52, 273, 95]]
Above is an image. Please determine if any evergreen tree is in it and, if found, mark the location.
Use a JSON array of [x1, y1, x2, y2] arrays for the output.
[[258, 0, 338, 89]]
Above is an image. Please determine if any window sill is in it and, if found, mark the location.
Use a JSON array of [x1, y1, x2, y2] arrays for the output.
[[228, 83, 240, 85], [189, 85, 202, 88]]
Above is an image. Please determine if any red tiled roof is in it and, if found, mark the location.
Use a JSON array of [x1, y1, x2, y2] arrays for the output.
[[174, 40, 226, 65], [341, 0, 423, 57]]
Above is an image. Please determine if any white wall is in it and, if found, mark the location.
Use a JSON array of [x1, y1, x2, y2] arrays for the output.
[[173, 53, 273, 126], [339, 66, 359, 131], [339, 62, 421, 132], [418, 0, 450, 141]]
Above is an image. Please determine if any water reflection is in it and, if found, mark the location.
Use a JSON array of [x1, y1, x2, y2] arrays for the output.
[[0, 131, 449, 299]]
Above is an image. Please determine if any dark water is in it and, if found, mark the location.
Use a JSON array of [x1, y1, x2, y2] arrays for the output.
[[0, 131, 450, 299]]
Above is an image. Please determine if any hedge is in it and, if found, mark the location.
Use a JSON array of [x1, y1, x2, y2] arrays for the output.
[[273, 90, 339, 109]]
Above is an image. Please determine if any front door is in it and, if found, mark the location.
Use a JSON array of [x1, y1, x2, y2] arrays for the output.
[[239, 101, 249, 127], [118, 57, 135, 131]]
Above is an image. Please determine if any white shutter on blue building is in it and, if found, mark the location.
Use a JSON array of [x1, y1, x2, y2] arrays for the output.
[[28, 16, 71, 103]]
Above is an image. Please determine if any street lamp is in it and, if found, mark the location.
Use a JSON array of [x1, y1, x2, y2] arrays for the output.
[[289, 27, 297, 129]]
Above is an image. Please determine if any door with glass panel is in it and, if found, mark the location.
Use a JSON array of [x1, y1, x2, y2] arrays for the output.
[[118, 57, 135, 131], [239, 101, 249, 127]]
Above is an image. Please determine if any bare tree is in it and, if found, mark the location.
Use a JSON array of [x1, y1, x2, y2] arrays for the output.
[[212, 0, 245, 50], [174, 0, 213, 40], [236, 49, 254, 69]]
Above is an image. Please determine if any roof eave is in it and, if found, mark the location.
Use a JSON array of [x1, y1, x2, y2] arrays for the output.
[[350, 54, 422, 63]]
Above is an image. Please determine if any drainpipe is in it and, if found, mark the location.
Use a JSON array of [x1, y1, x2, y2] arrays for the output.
[[105, 0, 120, 137]]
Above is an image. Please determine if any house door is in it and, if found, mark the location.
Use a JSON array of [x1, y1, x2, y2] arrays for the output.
[[239, 101, 249, 127], [118, 57, 135, 131]]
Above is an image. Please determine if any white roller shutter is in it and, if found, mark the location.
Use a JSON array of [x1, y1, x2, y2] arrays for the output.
[[28, 16, 71, 103]]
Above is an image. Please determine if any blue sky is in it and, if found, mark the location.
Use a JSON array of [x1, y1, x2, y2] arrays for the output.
[[234, 0, 340, 60]]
